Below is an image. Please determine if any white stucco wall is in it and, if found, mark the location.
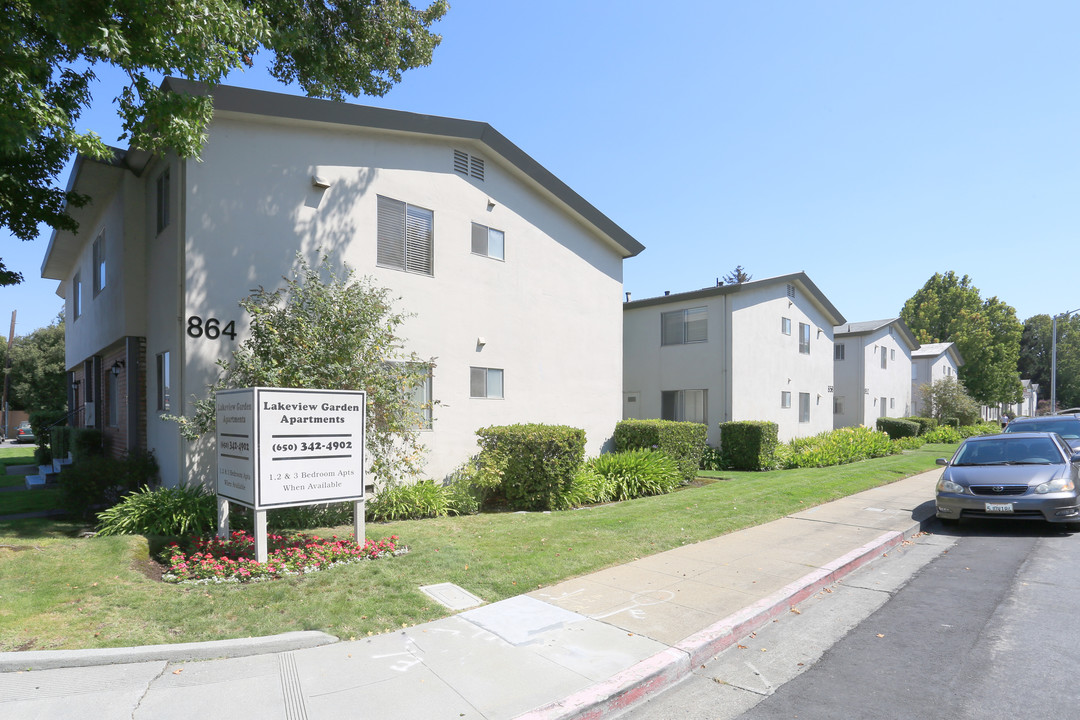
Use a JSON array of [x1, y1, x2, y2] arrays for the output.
[[911, 353, 959, 416], [834, 326, 913, 428], [154, 113, 626, 486], [729, 284, 835, 441], [623, 277, 839, 446]]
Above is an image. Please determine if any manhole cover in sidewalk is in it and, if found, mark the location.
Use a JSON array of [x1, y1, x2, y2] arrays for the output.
[[420, 583, 484, 611]]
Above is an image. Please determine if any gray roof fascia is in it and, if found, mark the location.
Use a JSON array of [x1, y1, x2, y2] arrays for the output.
[[624, 271, 846, 326], [162, 78, 644, 258], [834, 317, 918, 350]]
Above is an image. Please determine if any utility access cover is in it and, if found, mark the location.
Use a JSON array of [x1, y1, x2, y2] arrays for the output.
[[419, 583, 484, 611]]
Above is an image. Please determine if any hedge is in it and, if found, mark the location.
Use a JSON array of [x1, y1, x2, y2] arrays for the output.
[[876, 417, 920, 439], [718, 421, 779, 470], [905, 416, 938, 436], [613, 419, 708, 483], [475, 424, 585, 511]]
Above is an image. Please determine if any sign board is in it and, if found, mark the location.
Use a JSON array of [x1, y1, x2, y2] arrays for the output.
[[216, 387, 366, 510]]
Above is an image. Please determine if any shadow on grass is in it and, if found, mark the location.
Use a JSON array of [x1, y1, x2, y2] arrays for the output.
[[0, 516, 88, 539]]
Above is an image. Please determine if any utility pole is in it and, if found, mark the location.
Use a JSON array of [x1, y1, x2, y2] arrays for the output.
[[2, 310, 15, 438]]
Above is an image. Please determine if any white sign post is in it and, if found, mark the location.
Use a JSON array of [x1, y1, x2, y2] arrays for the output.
[[215, 387, 366, 563]]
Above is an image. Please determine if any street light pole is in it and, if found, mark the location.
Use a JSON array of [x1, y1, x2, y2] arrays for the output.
[[1051, 307, 1080, 414]]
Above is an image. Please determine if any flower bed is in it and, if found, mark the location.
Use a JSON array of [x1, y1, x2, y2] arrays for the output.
[[160, 530, 403, 584]]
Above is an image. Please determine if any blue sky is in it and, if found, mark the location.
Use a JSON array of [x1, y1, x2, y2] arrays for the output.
[[5, 0, 1079, 336]]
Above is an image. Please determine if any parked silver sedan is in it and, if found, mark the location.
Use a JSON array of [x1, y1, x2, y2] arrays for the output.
[[935, 432, 1080, 529]]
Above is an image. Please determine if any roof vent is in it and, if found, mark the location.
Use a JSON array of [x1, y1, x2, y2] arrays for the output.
[[453, 149, 485, 181]]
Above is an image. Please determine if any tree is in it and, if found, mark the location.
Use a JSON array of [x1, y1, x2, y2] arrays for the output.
[[1, 0, 448, 283], [7, 320, 67, 412], [173, 254, 434, 487], [723, 265, 752, 284], [1019, 313, 1080, 411], [900, 271, 1023, 406], [920, 377, 981, 426]]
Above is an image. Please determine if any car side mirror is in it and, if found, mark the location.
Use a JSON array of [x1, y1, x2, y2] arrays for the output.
[[936, 458, 948, 466]]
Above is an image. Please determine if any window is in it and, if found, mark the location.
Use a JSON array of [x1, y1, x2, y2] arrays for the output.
[[781, 391, 791, 408], [661, 389, 707, 423], [377, 195, 434, 275], [471, 223, 505, 260], [408, 365, 433, 430], [156, 169, 170, 234], [93, 233, 106, 295], [661, 307, 707, 345], [890, 398, 895, 409], [799, 323, 810, 354], [835, 343, 845, 360], [799, 392, 810, 422], [834, 396, 845, 415], [106, 372, 119, 427], [72, 272, 82, 320], [781, 317, 791, 335], [890, 349, 896, 361], [881, 348, 887, 369], [156, 352, 171, 411], [912, 365, 918, 380], [470, 367, 503, 398]]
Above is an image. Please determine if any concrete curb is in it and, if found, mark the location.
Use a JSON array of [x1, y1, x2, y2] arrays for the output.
[[518, 516, 935, 720], [0, 631, 338, 672]]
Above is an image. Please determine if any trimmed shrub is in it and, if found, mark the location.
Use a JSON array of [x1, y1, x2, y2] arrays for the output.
[[96, 484, 216, 536], [905, 416, 938, 436], [876, 417, 920, 439], [475, 424, 585, 511], [59, 450, 160, 519], [34, 444, 52, 466], [588, 449, 681, 501], [50, 426, 72, 460], [699, 444, 722, 471], [367, 480, 453, 522], [781, 426, 895, 469], [718, 421, 779, 470], [270, 502, 355, 530], [960, 422, 1002, 438], [614, 419, 708, 483], [71, 428, 105, 463], [892, 436, 926, 451], [922, 425, 962, 443]]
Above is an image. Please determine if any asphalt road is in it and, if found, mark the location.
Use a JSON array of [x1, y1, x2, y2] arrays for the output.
[[619, 520, 1080, 720]]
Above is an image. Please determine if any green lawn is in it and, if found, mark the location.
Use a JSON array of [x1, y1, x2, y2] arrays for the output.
[[0, 446, 951, 652], [0, 445, 38, 486]]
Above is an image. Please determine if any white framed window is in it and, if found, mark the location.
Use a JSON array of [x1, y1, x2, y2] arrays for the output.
[[156, 351, 171, 411], [835, 343, 845, 360], [799, 392, 811, 422], [781, 391, 791, 408], [881, 348, 887, 369], [912, 365, 918, 380], [470, 367, 503, 398], [781, 317, 791, 335], [156, 168, 170, 234], [661, 307, 707, 345], [408, 365, 433, 430], [890, 398, 895, 409], [72, 272, 82, 320], [799, 323, 810, 354], [471, 223, 504, 260], [377, 195, 434, 275], [92, 233, 106, 295], [661, 389, 707, 424], [890, 349, 896, 361], [834, 396, 845, 415]]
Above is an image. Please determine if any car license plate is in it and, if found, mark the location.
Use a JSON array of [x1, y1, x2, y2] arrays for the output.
[[985, 503, 1014, 513]]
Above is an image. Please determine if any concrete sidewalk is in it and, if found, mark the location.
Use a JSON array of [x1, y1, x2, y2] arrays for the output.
[[0, 468, 942, 720]]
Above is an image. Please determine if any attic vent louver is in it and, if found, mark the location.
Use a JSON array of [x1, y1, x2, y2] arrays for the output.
[[453, 149, 485, 181], [786, 284, 795, 299], [453, 149, 469, 175]]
